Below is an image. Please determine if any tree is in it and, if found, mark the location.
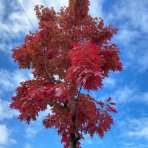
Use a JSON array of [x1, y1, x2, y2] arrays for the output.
[[10, 0, 122, 147]]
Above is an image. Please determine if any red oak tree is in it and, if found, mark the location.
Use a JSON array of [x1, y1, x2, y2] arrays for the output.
[[10, 0, 122, 147]]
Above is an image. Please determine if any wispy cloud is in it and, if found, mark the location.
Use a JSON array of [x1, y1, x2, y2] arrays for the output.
[[1, 0, 69, 35], [89, 0, 104, 18], [102, 84, 148, 104], [0, 99, 18, 120], [0, 1, 5, 21], [119, 117, 148, 140], [105, 0, 148, 73], [137, 52, 148, 72], [121, 142, 148, 148], [0, 69, 32, 96], [0, 0, 69, 53], [129, 127, 148, 139], [24, 143, 33, 148], [103, 77, 116, 88], [0, 0, 105, 54], [114, 117, 148, 148], [113, 86, 135, 103], [107, 0, 148, 33], [25, 127, 38, 138], [114, 29, 139, 46], [0, 124, 16, 146]]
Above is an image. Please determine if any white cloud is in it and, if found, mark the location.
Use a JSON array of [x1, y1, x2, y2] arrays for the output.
[[114, 29, 148, 73], [0, 125, 9, 145], [0, 124, 16, 146], [105, 0, 148, 73], [24, 143, 33, 148], [0, 1, 5, 18], [25, 127, 38, 138], [0, 72, 14, 95], [8, 0, 38, 33], [113, 86, 135, 103], [0, 69, 32, 96], [0, 0, 103, 35], [114, 29, 139, 46], [138, 52, 148, 72], [1, 0, 69, 35], [108, 85, 148, 104], [0, 0, 69, 53], [120, 117, 148, 140], [108, 0, 148, 33], [89, 0, 104, 18], [0, 0, 104, 53], [129, 127, 148, 139], [103, 77, 116, 88], [121, 142, 148, 148], [42, 0, 68, 9], [0, 99, 19, 120], [142, 92, 148, 102]]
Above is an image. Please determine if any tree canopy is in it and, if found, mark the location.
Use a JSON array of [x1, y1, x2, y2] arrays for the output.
[[10, 0, 122, 147]]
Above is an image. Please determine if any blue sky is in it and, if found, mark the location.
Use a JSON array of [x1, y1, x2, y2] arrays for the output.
[[0, 0, 148, 148]]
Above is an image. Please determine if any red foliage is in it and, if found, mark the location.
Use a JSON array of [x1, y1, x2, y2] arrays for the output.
[[66, 41, 103, 90], [10, 1, 122, 147]]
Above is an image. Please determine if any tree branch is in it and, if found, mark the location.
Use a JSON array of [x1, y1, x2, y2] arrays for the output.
[[43, 47, 61, 84]]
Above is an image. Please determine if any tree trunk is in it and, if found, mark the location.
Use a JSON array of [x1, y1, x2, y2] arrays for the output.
[[70, 133, 77, 148]]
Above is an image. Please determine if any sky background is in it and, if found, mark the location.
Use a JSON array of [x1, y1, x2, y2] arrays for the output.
[[0, 0, 148, 148]]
